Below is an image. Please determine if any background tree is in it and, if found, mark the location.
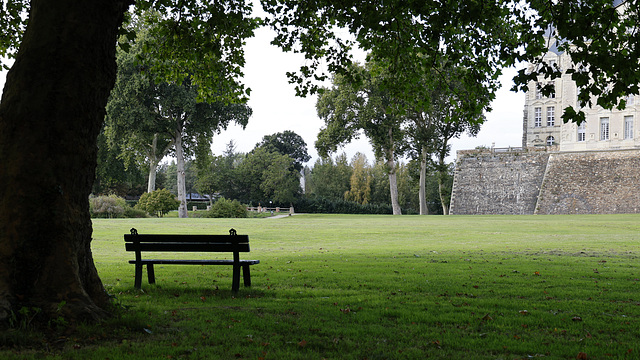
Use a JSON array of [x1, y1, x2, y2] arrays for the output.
[[135, 188, 180, 217], [316, 61, 406, 215], [106, 20, 253, 218], [369, 160, 390, 206], [93, 130, 146, 197], [344, 153, 372, 205], [307, 153, 352, 200], [255, 130, 311, 172], [235, 147, 301, 204], [406, 64, 485, 215], [196, 141, 245, 201], [105, 34, 174, 194]]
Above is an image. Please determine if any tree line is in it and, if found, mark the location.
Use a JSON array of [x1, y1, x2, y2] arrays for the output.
[[96, 16, 463, 216], [94, 132, 454, 215]]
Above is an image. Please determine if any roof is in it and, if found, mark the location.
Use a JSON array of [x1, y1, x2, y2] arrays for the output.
[[613, 0, 625, 7]]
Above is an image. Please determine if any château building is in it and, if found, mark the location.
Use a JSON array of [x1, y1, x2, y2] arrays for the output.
[[449, 0, 640, 215], [523, 1, 639, 152]]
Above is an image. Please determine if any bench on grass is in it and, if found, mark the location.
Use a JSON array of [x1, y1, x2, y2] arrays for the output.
[[124, 228, 259, 292]]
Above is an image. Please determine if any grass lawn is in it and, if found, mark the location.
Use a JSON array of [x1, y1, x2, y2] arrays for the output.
[[2, 214, 639, 359]]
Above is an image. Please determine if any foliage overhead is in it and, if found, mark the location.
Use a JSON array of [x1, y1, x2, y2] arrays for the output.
[[514, 0, 640, 123], [124, 1, 260, 103], [1, 1, 259, 101], [262, 0, 640, 123]]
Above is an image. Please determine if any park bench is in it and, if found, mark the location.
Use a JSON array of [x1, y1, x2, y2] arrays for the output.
[[124, 228, 259, 292]]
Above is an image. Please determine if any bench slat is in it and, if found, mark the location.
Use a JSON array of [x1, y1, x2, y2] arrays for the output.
[[125, 243, 250, 253], [124, 234, 248, 243], [128, 259, 260, 265]]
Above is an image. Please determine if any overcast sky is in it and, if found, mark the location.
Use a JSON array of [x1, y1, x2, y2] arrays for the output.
[[0, 26, 525, 166], [210, 25, 525, 164]]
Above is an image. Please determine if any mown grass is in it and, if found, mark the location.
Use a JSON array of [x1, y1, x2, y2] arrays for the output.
[[2, 214, 640, 359]]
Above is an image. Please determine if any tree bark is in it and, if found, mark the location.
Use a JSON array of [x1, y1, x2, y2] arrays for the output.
[[147, 163, 158, 194], [146, 134, 160, 193], [385, 129, 402, 215], [0, 0, 129, 322], [145, 133, 175, 194], [175, 131, 189, 218], [419, 146, 429, 215], [437, 144, 450, 215], [438, 175, 449, 215]]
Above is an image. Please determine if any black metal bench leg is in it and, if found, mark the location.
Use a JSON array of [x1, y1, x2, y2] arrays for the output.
[[232, 264, 240, 292], [242, 264, 251, 287], [147, 263, 156, 284], [134, 262, 143, 289]]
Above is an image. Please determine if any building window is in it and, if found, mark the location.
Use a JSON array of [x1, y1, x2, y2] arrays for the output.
[[626, 94, 635, 106], [534, 107, 542, 127], [600, 117, 610, 140], [535, 84, 542, 100], [577, 122, 586, 142], [546, 136, 555, 146], [625, 116, 634, 139], [547, 106, 555, 126]]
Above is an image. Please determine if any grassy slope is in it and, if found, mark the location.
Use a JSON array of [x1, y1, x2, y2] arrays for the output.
[[5, 214, 640, 359]]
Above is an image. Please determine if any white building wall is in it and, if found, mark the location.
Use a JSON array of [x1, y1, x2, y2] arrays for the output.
[[524, 38, 640, 152]]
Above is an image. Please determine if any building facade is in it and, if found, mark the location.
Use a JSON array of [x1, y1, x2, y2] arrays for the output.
[[523, 27, 640, 152]]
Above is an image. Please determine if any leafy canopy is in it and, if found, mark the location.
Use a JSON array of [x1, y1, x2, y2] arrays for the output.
[[1, 1, 259, 102], [262, 0, 640, 123]]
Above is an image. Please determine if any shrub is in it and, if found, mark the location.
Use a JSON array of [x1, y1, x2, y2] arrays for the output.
[[203, 198, 247, 218], [90, 195, 149, 218], [90, 194, 127, 218], [135, 189, 180, 217], [123, 206, 148, 218], [293, 196, 401, 214]]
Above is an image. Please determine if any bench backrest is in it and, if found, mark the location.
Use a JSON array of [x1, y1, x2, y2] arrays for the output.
[[124, 228, 250, 253]]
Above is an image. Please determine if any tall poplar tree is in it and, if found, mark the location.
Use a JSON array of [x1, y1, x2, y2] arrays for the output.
[[316, 61, 406, 215]]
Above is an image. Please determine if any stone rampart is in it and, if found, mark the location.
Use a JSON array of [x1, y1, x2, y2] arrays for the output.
[[450, 148, 550, 215], [535, 150, 640, 214], [451, 148, 640, 215]]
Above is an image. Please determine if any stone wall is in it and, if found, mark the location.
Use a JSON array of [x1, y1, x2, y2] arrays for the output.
[[535, 150, 640, 214], [450, 149, 550, 215], [451, 148, 640, 215]]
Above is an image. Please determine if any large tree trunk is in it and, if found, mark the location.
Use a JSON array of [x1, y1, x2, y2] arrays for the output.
[[175, 132, 189, 218], [419, 146, 429, 215], [0, 0, 129, 322], [148, 163, 159, 193], [145, 133, 175, 193]]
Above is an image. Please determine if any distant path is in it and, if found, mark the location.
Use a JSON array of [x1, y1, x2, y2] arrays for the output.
[[264, 213, 298, 219]]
